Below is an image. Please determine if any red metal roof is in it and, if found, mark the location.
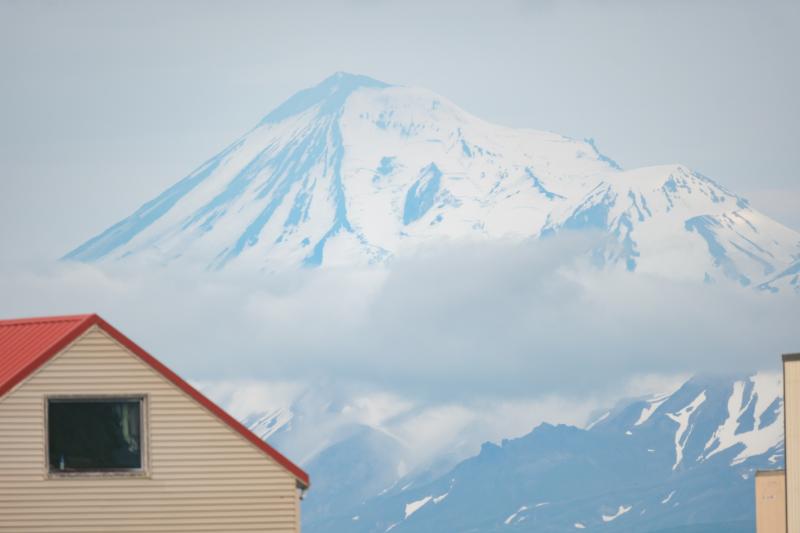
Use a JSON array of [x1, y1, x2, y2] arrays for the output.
[[0, 313, 309, 488], [0, 314, 94, 398]]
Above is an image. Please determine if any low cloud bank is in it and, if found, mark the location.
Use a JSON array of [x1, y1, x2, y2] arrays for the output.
[[0, 234, 795, 403], [194, 377, 609, 471]]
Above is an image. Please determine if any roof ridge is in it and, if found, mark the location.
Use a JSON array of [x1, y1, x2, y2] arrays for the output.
[[0, 314, 96, 327]]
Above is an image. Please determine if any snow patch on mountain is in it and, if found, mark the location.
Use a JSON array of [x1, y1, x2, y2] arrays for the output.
[[702, 372, 783, 465], [404, 496, 432, 518], [634, 393, 670, 426], [602, 505, 632, 522], [585, 411, 610, 430], [249, 407, 293, 440], [504, 505, 528, 525], [666, 391, 707, 470]]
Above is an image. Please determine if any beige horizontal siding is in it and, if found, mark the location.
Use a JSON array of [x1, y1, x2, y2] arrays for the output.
[[0, 326, 300, 532], [756, 471, 786, 533]]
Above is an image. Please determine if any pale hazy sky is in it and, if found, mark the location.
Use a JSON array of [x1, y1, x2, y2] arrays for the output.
[[1, 0, 798, 261], [0, 0, 798, 407]]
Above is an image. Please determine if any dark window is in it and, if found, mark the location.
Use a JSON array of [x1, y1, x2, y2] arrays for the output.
[[47, 398, 143, 472]]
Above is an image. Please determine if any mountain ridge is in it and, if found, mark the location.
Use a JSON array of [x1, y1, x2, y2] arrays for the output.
[[62, 72, 800, 292], [285, 372, 782, 533]]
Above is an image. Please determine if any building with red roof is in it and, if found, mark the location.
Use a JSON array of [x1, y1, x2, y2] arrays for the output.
[[0, 313, 308, 532]]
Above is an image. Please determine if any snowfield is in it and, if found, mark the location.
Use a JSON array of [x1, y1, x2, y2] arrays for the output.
[[64, 73, 800, 293]]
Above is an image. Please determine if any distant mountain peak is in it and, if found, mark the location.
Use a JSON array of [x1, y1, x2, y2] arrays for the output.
[[63, 74, 800, 292], [258, 71, 390, 125]]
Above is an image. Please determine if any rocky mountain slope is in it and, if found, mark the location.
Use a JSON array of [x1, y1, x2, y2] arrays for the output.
[[265, 373, 783, 533]]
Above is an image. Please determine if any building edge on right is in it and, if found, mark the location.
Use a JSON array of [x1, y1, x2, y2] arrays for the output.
[[756, 470, 786, 533], [782, 353, 800, 533], [756, 353, 800, 533]]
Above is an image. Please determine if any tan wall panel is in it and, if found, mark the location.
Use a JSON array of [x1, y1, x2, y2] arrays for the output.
[[0, 326, 300, 532], [785, 359, 800, 531], [756, 470, 786, 533]]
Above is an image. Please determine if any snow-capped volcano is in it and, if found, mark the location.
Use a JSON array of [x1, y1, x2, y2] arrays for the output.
[[64, 72, 800, 289]]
